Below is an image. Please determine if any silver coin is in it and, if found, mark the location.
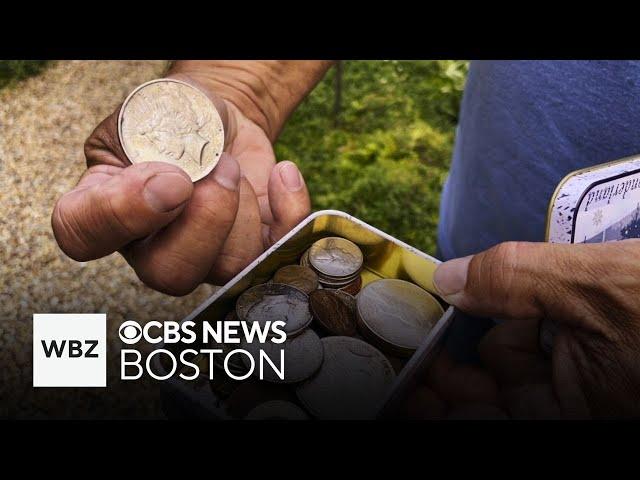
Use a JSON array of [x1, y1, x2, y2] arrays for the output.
[[245, 400, 310, 420], [317, 274, 359, 288], [118, 78, 224, 182], [241, 328, 323, 384], [308, 237, 363, 279], [356, 279, 444, 357], [236, 283, 312, 337], [296, 336, 395, 420]]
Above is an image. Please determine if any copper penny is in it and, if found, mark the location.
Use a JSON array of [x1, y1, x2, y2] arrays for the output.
[[339, 275, 362, 295], [273, 265, 319, 294], [309, 289, 357, 336]]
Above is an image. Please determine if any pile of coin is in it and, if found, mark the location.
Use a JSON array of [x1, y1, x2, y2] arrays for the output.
[[301, 237, 363, 294], [191, 235, 444, 420]]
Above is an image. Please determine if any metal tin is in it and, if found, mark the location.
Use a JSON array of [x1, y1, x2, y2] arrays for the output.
[[545, 153, 640, 244], [542, 153, 640, 352], [154, 210, 454, 419]]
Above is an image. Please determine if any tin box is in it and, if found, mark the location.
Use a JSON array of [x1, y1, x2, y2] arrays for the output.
[[156, 210, 454, 419]]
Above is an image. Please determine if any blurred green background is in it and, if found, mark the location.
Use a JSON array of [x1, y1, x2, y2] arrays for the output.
[[1, 60, 468, 256], [277, 60, 468, 255]]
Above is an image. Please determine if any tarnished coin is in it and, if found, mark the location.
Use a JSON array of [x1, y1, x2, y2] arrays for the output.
[[236, 283, 312, 337], [245, 401, 310, 420], [334, 289, 357, 314], [309, 290, 357, 336], [273, 265, 318, 294], [118, 78, 224, 182], [317, 273, 359, 288], [308, 237, 363, 278], [339, 275, 363, 295], [299, 248, 310, 267], [241, 328, 323, 384], [356, 279, 444, 357], [296, 336, 395, 420]]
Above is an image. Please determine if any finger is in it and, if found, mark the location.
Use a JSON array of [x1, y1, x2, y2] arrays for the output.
[[124, 153, 241, 296], [432, 241, 640, 336], [84, 110, 129, 168], [264, 161, 311, 246], [52, 162, 193, 261], [478, 318, 551, 386], [425, 350, 500, 406], [433, 242, 564, 320], [206, 177, 264, 285]]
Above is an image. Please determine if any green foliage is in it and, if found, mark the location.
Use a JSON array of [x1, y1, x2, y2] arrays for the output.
[[275, 60, 468, 255], [0, 60, 50, 90], [0, 59, 468, 256]]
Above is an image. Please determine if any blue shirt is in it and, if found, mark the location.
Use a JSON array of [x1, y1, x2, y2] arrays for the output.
[[438, 60, 640, 261]]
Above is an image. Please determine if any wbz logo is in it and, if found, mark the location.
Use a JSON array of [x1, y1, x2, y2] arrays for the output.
[[41, 339, 99, 358], [33, 314, 106, 387]]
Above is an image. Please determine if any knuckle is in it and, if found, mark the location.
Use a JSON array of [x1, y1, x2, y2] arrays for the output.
[[474, 242, 519, 292], [51, 198, 93, 262], [474, 241, 532, 315]]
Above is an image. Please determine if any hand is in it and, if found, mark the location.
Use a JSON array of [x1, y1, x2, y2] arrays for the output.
[[413, 240, 640, 419], [410, 240, 640, 418], [51, 73, 310, 295]]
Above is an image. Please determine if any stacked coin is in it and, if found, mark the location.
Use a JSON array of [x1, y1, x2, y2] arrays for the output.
[[302, 237, 364, 292], [203, 236, 445, 420]]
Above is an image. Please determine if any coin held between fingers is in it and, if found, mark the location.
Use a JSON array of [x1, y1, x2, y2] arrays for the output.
[[118, 78, 225, 182]]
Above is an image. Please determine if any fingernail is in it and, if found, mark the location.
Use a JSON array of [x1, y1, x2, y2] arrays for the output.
[[144, 172, 193, 212], [213, 153, 241, 191], [433, 255, 473, 298], [279, 161, 303, 192]]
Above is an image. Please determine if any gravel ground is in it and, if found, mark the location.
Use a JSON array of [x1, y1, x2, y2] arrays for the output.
[[0, 61, 219, 418]]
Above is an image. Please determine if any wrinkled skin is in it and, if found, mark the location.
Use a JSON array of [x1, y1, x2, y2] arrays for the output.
[[52, 73, 310, 296], [405, 240, 640, 419]]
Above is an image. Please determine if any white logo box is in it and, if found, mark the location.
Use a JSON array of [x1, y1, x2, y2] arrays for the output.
[[155, 210, 455, 419], [33, 313, 106, 387]]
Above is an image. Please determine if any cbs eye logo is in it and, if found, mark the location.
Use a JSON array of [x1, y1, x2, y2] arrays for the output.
[[119, 321, 142, 345]]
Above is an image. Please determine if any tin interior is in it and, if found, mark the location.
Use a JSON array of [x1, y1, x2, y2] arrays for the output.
[[158, 210, 454, 419]]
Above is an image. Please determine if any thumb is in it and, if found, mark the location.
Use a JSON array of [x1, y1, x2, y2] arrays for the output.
[[52, 162, 193, 262], [433, 242, 555, 319], [265, 161, 311, 246]]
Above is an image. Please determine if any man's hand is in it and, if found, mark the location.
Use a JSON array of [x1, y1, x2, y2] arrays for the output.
[[52, 62, 331, 295], [415, 240, 640, 419]]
